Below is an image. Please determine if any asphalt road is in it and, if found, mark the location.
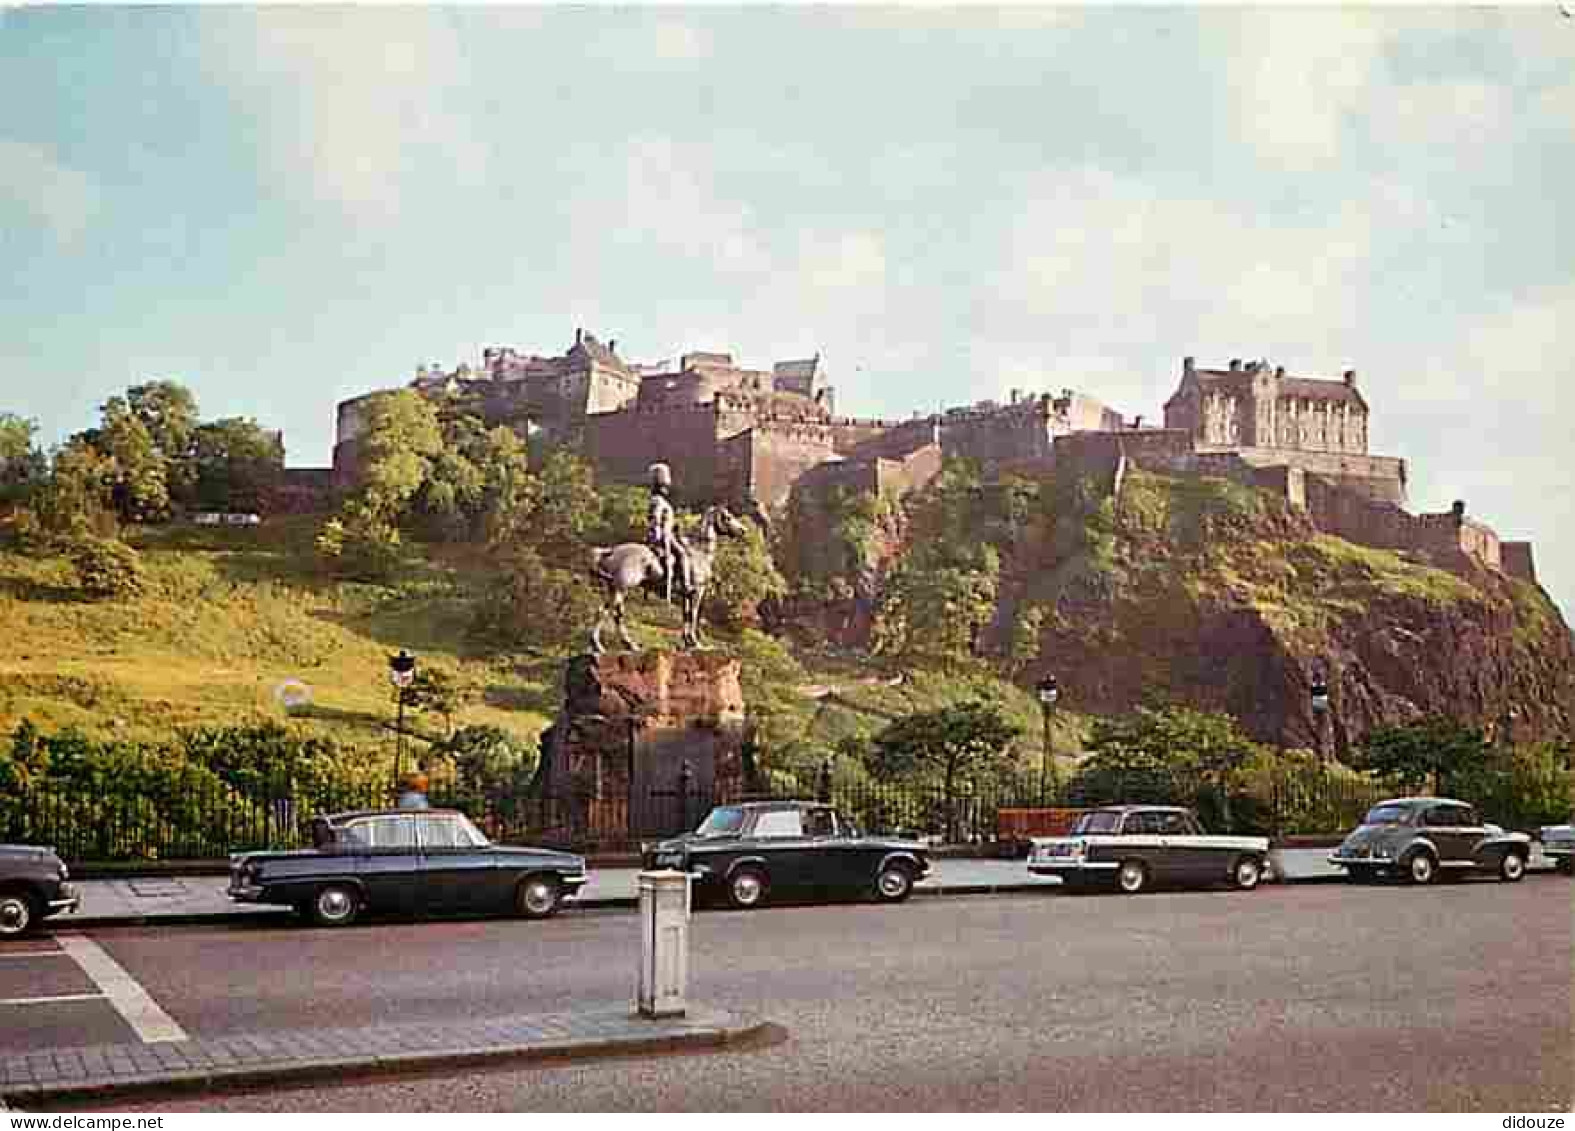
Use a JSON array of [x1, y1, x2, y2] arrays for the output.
[[18, 875, 1575, 1111]]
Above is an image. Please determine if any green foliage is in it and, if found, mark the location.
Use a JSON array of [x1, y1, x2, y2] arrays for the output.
[[314, 502, 405, 582], [188, 417, 284, 513], [705, 522, 787, 629], [1070, 706, 1267, 820], [871, 555, 999, 669], [65, 535, 147, 600], [866, 698, 1022, 788], [1356, 715, 1488, 792], [401, 664, 475, 738], [1446, 740, 1573, 829], [470, 545, 600, 652], [117, 381, 199, 464], [0, 414, 46, 501], [356, 390, 444, 518], [98, 402, 171, 522], [16, 441, 120, 542]]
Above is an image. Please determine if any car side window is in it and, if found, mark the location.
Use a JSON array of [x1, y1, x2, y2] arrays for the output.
[[1123, 812, 1157, 836], [1179, 813, 1205, 836], [803, 809, 835, 838], [358, 816, 418, 849], [753, 810, 805, 838], [1155, 812, 1190, 836], [1424, 806, 1461, 828], [417, 816, 462, 849]]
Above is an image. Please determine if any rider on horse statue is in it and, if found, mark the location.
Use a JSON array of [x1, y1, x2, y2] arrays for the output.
[[646, 463, 688, 602]]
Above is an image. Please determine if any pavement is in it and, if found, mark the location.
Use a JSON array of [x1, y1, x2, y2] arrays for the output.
[[0, 1005, 764, 1105], [56, 846, 1561, 927]]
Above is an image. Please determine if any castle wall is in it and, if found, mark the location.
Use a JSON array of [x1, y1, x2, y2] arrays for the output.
[[1303, 475, 1415, 553], [941, 404, 1061, 465], [1502, 542, 1538, 584], [840, 418, 936, 460], [583, 404, 723, 504], [717, 422, 839, 511], [1205, 447, 1406, 505]]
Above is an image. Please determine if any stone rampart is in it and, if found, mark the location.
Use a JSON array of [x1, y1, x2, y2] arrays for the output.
[[1502, 542, 1538, 584]]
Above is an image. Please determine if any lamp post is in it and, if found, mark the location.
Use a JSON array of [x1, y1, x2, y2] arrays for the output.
[[1036, 675, 1060, 803], [1310, 671, 1330, 761], [388, 649, 417, 789], [817, 754, 834, 804]]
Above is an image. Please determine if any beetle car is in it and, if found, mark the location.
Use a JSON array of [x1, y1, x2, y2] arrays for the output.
[[1027, 805, 1271, 894], [1329, 797, 1531, 884], [0, 844, 79, 939], [642, 800, 931, 909], [1539, 818, 1575, 875], [227, 808, 588, 926]]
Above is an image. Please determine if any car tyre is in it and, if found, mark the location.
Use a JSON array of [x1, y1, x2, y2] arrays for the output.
[[873, 861, 915, 904], [1498, 851, 1527, 883], [516, 875, 563, 919], [1116, 859, 1149, 895], [308, 883, 360, 927], [1231, 856, 1263, 891], [1403, 850, 1437, 886], [727, 866, 769, 910], [0, 889, 40, 939]]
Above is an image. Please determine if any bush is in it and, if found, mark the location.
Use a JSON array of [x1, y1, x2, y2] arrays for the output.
[[470, 546, 600, 652], [65, 535, 146, 599]]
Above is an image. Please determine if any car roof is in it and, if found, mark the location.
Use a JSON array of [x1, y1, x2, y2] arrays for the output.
[[1087, 805, 1192, 814], [725, 800, 830, 811], [325, 808, 467, 823], [1371, 797, 1470, 808]]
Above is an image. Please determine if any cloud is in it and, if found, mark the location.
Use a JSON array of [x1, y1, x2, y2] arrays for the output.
[[0, 139, 99, 242], [204, 10, 485, 221]]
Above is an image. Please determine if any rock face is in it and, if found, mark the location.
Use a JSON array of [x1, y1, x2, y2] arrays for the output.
[[534, 651, 750, 846]]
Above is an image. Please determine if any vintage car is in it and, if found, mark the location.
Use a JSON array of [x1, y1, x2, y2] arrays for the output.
[[642, 800, 931, 909], [0, 843, 79, 938], [1539, 819, 1575, 874], [228, 808, 589, 927], [1027, 805, 1271, 894], [1329, 797, 1532, 884]]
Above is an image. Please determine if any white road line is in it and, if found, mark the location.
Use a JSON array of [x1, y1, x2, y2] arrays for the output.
[[0, 951, 69, 959], [56, 934, 188, 1043], [0, 993, 104, 1006]]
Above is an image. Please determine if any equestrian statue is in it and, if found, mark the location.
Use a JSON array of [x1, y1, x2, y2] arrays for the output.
[[589, 463, 746, 654]]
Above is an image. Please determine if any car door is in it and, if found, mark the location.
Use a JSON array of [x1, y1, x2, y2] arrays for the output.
[[1163, 810, 1218, 882], [749, 808, 811, 890], [1421, 803, 1472, 867], [1120, 811, 1173, 880], [348, 815, 423, 914], [805, 806, 863, 891], [416, 814, 500, 914]]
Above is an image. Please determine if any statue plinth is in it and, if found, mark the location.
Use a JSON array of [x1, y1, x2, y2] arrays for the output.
[[535, 651, 750, 848]]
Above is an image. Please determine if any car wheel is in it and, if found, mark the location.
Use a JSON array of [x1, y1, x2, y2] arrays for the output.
[[727, 867, 769, 910], [308, 883, 360, 927], [1498, 851, 1527, 883], [873, 862, 915, 904], [1403, 851, 1437, 886], [516, 875, 563, 920], [0, 890, 40, 939], [1231, 856, 1263, 891], [1116, 859, 1149, 895]]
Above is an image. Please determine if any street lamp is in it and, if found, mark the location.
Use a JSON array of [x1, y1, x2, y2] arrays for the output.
[[1309, 671, 1330, 761], [1036, 675, 1060, 803], [388, 649, 417, 789]]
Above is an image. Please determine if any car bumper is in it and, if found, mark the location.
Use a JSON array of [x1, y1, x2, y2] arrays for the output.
[[1328, 855, 1396, 869], [227, 883, 267, 903], [45, 883, 80, 918], [1542, 843, 1574, 858]]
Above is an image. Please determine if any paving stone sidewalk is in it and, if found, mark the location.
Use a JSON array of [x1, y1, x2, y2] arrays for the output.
[[0, 1005, 764, 1105]]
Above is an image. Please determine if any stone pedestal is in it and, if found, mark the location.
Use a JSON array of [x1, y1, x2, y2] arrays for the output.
[[535, 651, 750, 847]]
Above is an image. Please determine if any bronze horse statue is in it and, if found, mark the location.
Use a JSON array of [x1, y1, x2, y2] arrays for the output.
[[589, 505, 746, 654]]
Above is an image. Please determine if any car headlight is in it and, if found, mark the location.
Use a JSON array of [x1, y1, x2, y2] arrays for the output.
[[1370, 847, 1391, 860]]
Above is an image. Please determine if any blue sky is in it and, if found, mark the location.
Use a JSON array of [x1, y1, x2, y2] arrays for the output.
[[2, 6, 1572, 616]]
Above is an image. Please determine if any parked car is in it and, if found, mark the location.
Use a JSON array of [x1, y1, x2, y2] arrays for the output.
[[1537, 818, 1574, 874], [0, 844, 79, 939], [1329, 797, 1531, 884], [642, 800, 931, 909], [1027, 805, 1270, 894], [227, 808, 588, 927]]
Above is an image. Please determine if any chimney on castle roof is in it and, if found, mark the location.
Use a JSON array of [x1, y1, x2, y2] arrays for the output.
[[1009, 389, 1019, 405], [1343, 369, 1357, 387], [609, 339, 617, 354], [1274, 366, 1285, 378], [575, 327, 583, 346], [1452, 499, 1466, 521], [1229, 358, 1241, 371], [1183, 356, 1195, 374]]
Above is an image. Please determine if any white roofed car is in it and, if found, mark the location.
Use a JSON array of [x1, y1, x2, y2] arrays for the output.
[[1538, 818, 1574, 875], [1027, 805, 1270, 894]]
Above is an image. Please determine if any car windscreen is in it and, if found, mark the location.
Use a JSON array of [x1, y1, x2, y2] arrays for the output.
[[1071, 811, 1123, 835], [694, 807, 747, 837], [1361, 804, 1414, 826]]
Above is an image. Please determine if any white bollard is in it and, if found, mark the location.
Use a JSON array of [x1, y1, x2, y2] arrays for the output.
[[636, 869, 691, 1019]]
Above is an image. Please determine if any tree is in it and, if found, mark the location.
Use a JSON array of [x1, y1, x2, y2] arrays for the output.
[[867, 699, 1022, 841], [705, 521, 788, 629], [356, 390, 444, 519], [0, 414, 45, 500], [870, 553, 999, 670], [19, 440, 119, 541], [402, 665, 475, 739], [98, 401, 170, 522], [314, 501, 404, 581], [1357, 715, 1489, 794], [471, 544, 600, 652], [66, 535, 147, 600], [189, 418, 284, 512], [119, 381, 198, 463]]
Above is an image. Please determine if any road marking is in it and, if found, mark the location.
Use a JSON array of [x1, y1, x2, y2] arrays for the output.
[[57, 934, 187, 1043], [0, 951, 69, 959], [0, 993, 104, 1006]]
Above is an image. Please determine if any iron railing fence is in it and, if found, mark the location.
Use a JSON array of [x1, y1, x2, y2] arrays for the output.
[[4, 763, 1560, 863]]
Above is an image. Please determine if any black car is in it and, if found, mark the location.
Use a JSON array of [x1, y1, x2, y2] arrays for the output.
[[1538, 818, 1574, 874], [642, 800, 931, 909], [228, 808, 589, 926], [1329, 797, 1532, 884], [0, 844, 79, 939], [1027, 805, 1271, 894]]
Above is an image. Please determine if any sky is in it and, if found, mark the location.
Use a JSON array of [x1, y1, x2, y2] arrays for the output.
[[2, 5, 1572, 617]]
